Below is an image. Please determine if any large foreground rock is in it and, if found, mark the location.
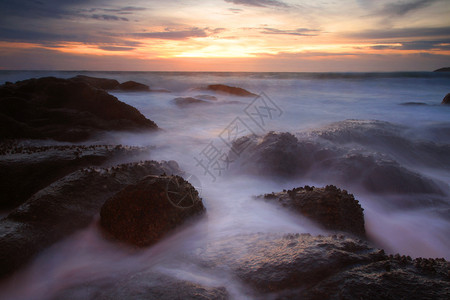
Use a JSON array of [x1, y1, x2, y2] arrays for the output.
[[194, 233, 449, 299], [0, 144, 151, 209], [100, 175, 205, 247], [0, 160, 181, 279], [259, 185, 365, 237], [0, 77, 157, 142]]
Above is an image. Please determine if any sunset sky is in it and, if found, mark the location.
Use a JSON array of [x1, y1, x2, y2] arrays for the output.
[[0, 0, 449, 71]]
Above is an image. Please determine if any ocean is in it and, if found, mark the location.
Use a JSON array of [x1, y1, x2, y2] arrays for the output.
[[0, 71, 449, 299]]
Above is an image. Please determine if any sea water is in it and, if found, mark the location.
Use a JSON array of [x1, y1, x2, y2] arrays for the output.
[[0, 71, 449, 299]]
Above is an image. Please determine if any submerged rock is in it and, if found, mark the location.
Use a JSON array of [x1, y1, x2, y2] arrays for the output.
[[0, 144, 151, 209], [100, 175, 205, 247], [173, 97, 210, 107], [115, 80, 150, 91], [195, 94, 217, 101], [0, 160, 181, 279], [442, 93, 450, 104], [194, 233, 449, 299], [0, 76, 157, 142], [400, 102, 428, 106], [205, 84, 257, 97], [259, 185, 365, 237]]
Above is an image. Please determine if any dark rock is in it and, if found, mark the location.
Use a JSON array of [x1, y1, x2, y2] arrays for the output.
[[0, 77, 157, 142], [70, 75, 120, 90], [100, 175, 205, 247], [194, 233, 450, 299], [258, 185, 365, 237], [400, 102, 428, 106], [0, 144, 151, 209], [232, 128, 445, 196], [115, 81, 150, 91], [231, 132, 317, 177], [52, 271, 229, 300], [195, 94, 217, 101], [434, 67, 450, 72], [206, 84, 257, 97], [173, 97, 210, 106], [0, 160, 181, 279], [442, 93, 450, 104]]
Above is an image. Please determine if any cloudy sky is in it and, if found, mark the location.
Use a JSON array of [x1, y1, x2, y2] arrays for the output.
[[0, 0, 449, 71]]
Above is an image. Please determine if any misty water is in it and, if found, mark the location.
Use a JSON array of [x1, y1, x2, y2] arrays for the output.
[[0, 71, 449, 299]]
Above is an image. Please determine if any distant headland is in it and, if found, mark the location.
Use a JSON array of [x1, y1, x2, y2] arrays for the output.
[[433, 67, 450, 72]]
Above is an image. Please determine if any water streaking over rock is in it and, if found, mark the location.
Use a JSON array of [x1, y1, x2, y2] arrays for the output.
[[0, 71, 448, 299]]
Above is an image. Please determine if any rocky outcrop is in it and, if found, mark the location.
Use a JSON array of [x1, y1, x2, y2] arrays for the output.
[[100, 175, 205, 247], [232, 128, 445, 196], [259, 185, 365, 237], [173, 97, 210, 107], [52, 272, 229, 300], [442, 93, 450, 104], [206, 84, 257, 97], [115, 81, 150, 91], [0, 77, 158, 142], [194, 233, 449, 299], [0, 144, 151, 209], [434, 67, 450, 72], [0, 160, 181, 279], [70, 75, 119, 90], [72, 75, 156, 92]]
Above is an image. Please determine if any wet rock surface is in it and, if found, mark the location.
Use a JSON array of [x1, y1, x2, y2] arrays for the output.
[[434, 67, 450, 72], [51, 271, 229, 300], [72, 75, 151, 91], [0, 144, 151, 209], [442, 93, 450, 104], [233, 126, 446, 196], [70, 75, 120, 90], [173, 97, 210, 107], [194, 233, 449, 299], [115, 80, 150, 91], [100, 175, 205, 247], [205, 84, 257, 97], [0, 160, 181, 279], [259, 185, 365, 237], [0, 76, 157, 142]]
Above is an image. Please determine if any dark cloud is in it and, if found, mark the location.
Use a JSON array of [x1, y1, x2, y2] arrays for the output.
[[261, 27, 320, 36], [224, 0, 288, 8], [378, 0, 439, 17], [0, 0, 95, 19], [370, 40, 450, 51], [102, 6, 147, 14], [346, 27, 450, 39], [228, 8, 243, 13], [133, 28, 210, 40], [0, 27, 77, 43], [98, 46, 135, 51], [91, 14, 128, 21]]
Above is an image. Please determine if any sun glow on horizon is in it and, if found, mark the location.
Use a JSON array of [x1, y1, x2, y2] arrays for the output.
[[0, 0, 449, 71]]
